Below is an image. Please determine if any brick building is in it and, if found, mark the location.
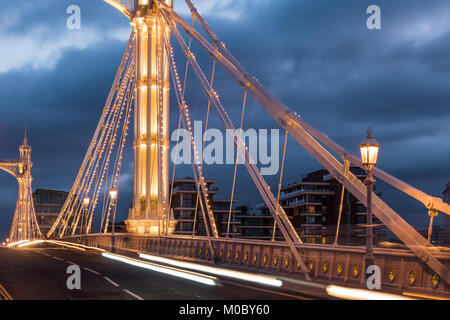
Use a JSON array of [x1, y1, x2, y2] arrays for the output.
[[169, 178, 241, 237], [244, 167, 386, 245]]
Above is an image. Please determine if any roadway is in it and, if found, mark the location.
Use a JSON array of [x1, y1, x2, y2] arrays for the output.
[[0, 245, 315, 300]]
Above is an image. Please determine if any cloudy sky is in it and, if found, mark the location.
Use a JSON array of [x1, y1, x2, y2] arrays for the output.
[[0, 0, 449, 240]]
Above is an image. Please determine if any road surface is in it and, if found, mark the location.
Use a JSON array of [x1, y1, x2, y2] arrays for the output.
[[0, 245, 313, 300]]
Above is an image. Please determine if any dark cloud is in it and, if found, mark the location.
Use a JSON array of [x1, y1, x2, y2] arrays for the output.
[[1, 0, 450, 240]]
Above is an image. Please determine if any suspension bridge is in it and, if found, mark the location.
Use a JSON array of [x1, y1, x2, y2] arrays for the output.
[[0, 0, 449, 300]]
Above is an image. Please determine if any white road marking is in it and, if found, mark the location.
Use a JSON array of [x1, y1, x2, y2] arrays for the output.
[[67, 261, 76, 265], [52, 256, 64, 261], [42, 253, 50, 257], [104, 277, 119, 287], [123, 289, 144, 300], [84, 267, 101, 275]]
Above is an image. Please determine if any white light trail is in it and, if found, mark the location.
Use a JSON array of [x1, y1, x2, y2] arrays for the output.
[[46, 241, 85, 251], [102, 252, 218, 286], [51, 240, 105, 252], [7, 239, 95, 252], [7, 240, 30, 247], [326, 285, 414, 300], [402, 291, 449, 300], [17, 240, 45, 248], [139, 253, 283, 287]]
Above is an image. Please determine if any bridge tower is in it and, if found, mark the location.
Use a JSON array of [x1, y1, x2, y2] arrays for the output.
[[0, 130, 42, 242], [125, 0, 177, 234]]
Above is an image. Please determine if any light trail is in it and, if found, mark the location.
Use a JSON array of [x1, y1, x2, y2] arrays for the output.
[[221, 279, 311, 300], [326, 285, 414, 300], [7, 240, 30, 247], [17, 240, 45, 248], [402, 291, 449, 300], [7, 239, 104, 252], [49, 240, 104, 252], [102, 252, 218, 287], [139, 253, 283, 287]]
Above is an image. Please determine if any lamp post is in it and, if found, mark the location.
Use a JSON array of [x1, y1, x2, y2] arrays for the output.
[[83, 196, 90, 234], [109, 188, 118, 233], [109, 188, 118, 253], [360, 127, 379, 269]]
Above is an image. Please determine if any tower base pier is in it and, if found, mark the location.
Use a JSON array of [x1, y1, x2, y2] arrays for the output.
[[125, 219, 177, 235]]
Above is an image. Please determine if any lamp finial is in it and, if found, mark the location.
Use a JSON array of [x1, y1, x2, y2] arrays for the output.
[[367, 126, 373, 138]]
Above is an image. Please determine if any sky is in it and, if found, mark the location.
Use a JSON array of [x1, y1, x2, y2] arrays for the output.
[[0, 0, 449, 240]]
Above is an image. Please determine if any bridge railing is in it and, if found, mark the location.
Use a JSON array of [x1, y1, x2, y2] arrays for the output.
[[63, 233, 450, 296]]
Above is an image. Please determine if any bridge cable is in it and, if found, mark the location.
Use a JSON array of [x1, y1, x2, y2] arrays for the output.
[[100, 92, 133, 234], [226, 90, 247, 239], [271, 129, 288, 242], [69, 50, 134, 236], [192, 60, 216, 237], [84, 59, 134, 235], [333, 159, 350, 246], [166, 7, 450, 283], [163, 14, 313, 279], [183, 11, 216, 238], [168, 15, 194, 235], [68, 46, 134, 237], [98, 52, 135, 234], [102, 76, 134, 234], [80, 79, 127, 232], [155, 18, 163, 240], [162, 12, 303, 244], [164, 29, 217, 259], [68, 99, 119, 235], [165, 41, 220, 239], [89, 44, 135, 234], [48, 34, 135, 238]]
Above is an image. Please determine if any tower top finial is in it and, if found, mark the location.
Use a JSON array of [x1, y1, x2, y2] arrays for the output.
[[23, 121, 28, 146]]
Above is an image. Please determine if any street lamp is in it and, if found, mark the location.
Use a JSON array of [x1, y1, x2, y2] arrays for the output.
[[109, 188, 118, 253], [83, 196, 90, 234], [109, 188, 118, 201], [83, 196, 90, 207], [360, 127, 379, 269]]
